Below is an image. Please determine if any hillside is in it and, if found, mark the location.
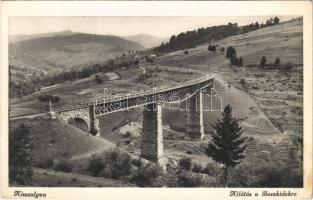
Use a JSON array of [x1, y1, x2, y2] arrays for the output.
[[157, 17, 303, 136], [9, 32, 145, 82], [9, 30, 75, 44], [10, 118, 116, 166], [124, 34, 167, 48], [9, 17, 303, 187]]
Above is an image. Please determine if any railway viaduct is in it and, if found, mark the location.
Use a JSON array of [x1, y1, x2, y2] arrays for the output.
[[51, 70, 215, 168]]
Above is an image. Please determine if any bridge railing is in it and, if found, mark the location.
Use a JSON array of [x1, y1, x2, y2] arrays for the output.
[[52, 67, 214, 112]]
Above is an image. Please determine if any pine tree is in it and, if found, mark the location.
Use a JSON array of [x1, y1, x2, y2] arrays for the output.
[[238, 57, 243, 67], [205, 105, 247, 187], [9, 123, 34, 185], [274, 16, 280, 24], [226, 46, 236, 58], [260, 56, 267, 69]]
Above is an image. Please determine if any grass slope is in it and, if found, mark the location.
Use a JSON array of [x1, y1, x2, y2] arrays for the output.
[[9, 32, 145, 81], [10, 118, 115, 166]]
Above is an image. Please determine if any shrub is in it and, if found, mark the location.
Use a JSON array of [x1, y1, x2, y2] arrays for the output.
[[208, 45, 217, 52], [87, 155, 106, 177], [275, 57, 281, 65], [101, 149, 132, 179], [38, 94, 60, 103], [132, 158, 143, 168], [186, 150, 193, 155], [178, 157, 192, 171], [240, 78, 246, 85], [226, 46, 236, 58], [201, 163, 222, 177], [36, 158, 54, 169], [230, 157, 303, 187], [54, 160, 73, 173], [238, 57, 243, 66], [130, 164, 162, 187], [192, 164, 202, 173], [254, 164, 302, 187], [230, 54, 238, 65], [95, 75, 103, 84], [177, 172, 205, 187], [280, 62, 294, 71]]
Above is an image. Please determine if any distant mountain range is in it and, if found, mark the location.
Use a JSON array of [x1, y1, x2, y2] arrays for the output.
[[9, 31, 146, 82], [9, 31, 76, 44], [124, 34, 167, 48]]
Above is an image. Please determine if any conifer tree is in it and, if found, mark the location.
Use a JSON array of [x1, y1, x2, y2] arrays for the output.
[[238, 57, 243, 67], [205, 105, 247, 187], [260, 56, 267, 69], [9, 123, 34, 185]]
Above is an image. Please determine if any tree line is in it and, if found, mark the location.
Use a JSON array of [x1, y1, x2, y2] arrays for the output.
[[154, 17, 280, 53], [9, 58, 137, 98]]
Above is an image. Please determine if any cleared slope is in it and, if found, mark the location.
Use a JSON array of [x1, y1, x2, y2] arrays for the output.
[[10, 118, 116, 165], [157, 17, 303, 138]]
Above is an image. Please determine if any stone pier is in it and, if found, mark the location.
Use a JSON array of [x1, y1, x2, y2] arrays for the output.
[[140, 103, 165, 168], [89, 105, 99, 136], [186, 91, 204, 139]]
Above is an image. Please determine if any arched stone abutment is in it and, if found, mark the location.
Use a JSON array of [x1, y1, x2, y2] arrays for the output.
[[55, 107, 99, 136]]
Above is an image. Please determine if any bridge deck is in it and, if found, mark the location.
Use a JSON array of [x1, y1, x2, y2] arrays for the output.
[[53, 71, 215, 113]]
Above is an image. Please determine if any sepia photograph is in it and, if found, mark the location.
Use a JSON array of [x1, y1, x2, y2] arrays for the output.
[[1, 1, 312, 199]]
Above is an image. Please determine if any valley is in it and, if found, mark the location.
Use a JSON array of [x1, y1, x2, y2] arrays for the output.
[[9, 17, 303, 188]]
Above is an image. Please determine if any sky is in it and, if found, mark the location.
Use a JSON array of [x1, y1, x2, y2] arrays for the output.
[[9, 16, 297, 38]]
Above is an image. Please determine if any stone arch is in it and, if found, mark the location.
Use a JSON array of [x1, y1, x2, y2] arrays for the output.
[[55, 108, 91, 132], [68, 117, 89, 132]]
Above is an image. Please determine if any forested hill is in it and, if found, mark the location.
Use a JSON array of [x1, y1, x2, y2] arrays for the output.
[[154, 17, 281, 53]]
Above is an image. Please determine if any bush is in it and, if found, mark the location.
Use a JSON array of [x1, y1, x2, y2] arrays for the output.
[[254, 164, 302, 187], [208, 45, 217, 52], [201, 163, 222, 177], [95, 75, 103, 84], [177, 172, 206, 187], [192, 164, 202, 173], [230, 54, 237, 65], [87, 155, 106, 177], [38, 94, 60, 103], [178, 157, 192, 171], [240, 78, 246, 85], [280, 62, 294, 71], [101, 149, 132, 179], [54, 160, 73, 173], [132, 158, 143, 168], [130, 164, 162, 187], [230, 159, 303, 187], [186, 150, 193, 155], [275, 57, 281, 65], [36, 158, 54, 169], [238, 57, 243, 66], [226, 46, 236, 58]]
